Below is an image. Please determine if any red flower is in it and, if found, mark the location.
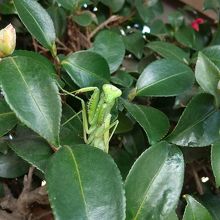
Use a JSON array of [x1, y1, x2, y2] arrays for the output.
[[191, 18, 204, 32]]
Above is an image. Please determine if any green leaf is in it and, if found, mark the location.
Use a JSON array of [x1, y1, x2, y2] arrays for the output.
[[167, 93, 220, 147], [0, 149, 29, 178], [195, 52, 220, 106], [125, 141, 184, 220], [100, 0, 125, 12], [175, 26, 203, 50], [123, 32, 145, 59], [55, 0, 85, 11], [9, 126, 53, 173], [92, 30, 125, 73], [210, 25, 220, 46], [0, 99, 17, 137], [47, 6, 67, 38], [135, 0, 162, 23], [73, 11, 97, 27], [60, 103, 84, 146], [165, 210, 178, 220], [123, 100, 170, 144], [46, 145, 125, 220], [211, 141, 220, 187], [14, 0, 56, 52], [136, 59, 194, 96], [200, 192, 220, 220], [147, 41, 189, 63], [168, 11, 184, 30], [183, 195, 213, 220], [0, 56, 61, 146], [202, 45, 220, 68], [111, 70, 134, 88], [62, 51, 110, 87], [203, 0, 220, 11]]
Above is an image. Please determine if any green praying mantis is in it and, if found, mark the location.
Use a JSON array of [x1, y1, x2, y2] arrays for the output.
[[61, 84, 122, 153]]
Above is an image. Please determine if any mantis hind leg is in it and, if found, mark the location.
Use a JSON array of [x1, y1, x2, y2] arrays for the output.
[[58, 86, 89, 143]]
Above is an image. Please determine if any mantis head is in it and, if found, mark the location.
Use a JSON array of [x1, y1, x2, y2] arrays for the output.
[[102, 84, 122, 103]]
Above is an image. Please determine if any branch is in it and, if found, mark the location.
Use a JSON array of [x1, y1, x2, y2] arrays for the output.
[[88, 15, 121, 40]]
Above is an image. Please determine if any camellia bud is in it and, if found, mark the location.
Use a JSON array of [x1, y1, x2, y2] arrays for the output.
[[0, 24, 16, 58]]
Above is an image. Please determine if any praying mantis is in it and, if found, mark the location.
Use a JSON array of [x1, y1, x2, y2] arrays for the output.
[[61, 84, 122, 153]]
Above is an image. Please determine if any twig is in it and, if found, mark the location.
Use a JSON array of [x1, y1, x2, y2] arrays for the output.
[[0, 167, 49, 220], [89, 15, 121, 39], [191, 165, 204, 195]]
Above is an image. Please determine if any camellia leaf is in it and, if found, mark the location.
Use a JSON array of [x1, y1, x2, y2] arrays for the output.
[[0, 149, 29, 178], [0, 99, 17, 137], [60, 103, 83, 146], [175, 26, 203, 50], [200, 192, 220, 220], [14, 0, 56, 52], [123, 100, 170, 144], [62, 51, 110, 87], [167, 93, 220, 147], [211, 141, 220, 187], [165, 210, 178, 220], [183, 195, 212, 220], [100, 0, 125, 12], [135, 0, 162, 23], [136, 59, 194, 96], [92, 30, 125, 73], [73, 11, 97, 27], [147, 41, 189, 63], [46, 145, 125, 220], [47, 6, 67, 38], [195, 52, 220, 107], [9, 125, 53, 173], [0, 56, 61, 146], [125, 141, 184, 220], [54, 0, 83, 11], [123, 31, 145, 59], [202, 45, 220, 68]]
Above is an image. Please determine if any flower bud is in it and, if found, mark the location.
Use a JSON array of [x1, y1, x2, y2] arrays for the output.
[[0, 24, 16, 58]]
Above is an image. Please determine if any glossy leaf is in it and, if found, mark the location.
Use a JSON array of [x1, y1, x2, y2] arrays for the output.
[[136, 59, 194, 96], [0, 99, 17, 137], [9, 126, 53, 173], [125, 141, 184, 220], [60, 103, 83, 146], [167, 93, 220, 147], [111, 71, 134, 88], [123, 32, 145, 59], [46, 145, 125, 220], [135, 0, 162, 23], [202, 45, 220, 68], [14, 0, 56, 52], [0, 149, 29, 178], [211, 141, 220, 187], [54, 0, 82, 11], [62, 51, 110, 87], [165, 210, 178, 220], [123, 100, 170, 144], [47, 6, 67, 38], [195, 52, 220, 106], [175, 26, 203, 50], [100, 0, 124, 12], [92, 30, 125, 73], [147, 41, 189, 63], [73, 11, 97, 27], [0, 56, 61, 146], [200, 192, 220, 220], [183, 195, 212, 220]]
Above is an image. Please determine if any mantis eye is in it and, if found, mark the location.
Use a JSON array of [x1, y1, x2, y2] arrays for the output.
[[102, 84, 122, 103]]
